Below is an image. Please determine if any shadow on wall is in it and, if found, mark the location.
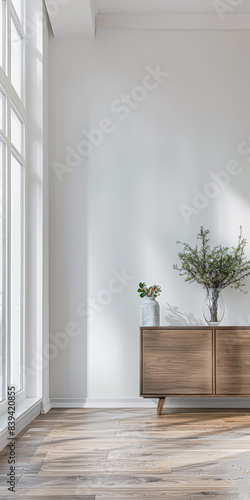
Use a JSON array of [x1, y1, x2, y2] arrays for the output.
[[165, 303, 202, 326]]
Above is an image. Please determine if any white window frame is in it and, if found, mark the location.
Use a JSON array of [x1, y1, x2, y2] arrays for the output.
[[0, 0, 26, 414], [0, 134, 7, 405]]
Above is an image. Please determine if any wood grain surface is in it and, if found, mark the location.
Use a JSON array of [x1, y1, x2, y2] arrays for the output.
[[216, 329, 250, 395], [141, 329, 213, 395], [0, 408, 250, 498]]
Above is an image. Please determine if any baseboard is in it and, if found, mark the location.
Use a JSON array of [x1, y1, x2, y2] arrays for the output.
[[50, 398, 156, 408], [50, 397, 250, 409], [40, 398, 52, 414], [84, 398, 157, 408], [50, 398, 87, 408]]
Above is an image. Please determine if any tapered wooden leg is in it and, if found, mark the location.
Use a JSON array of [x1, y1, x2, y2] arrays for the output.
[[157, 397, 165, 415], [157, 399, 161, 414]]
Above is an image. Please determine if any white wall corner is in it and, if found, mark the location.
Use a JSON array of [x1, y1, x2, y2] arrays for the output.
[[89, 0, 97, 38], [42, 2, 51, 419]]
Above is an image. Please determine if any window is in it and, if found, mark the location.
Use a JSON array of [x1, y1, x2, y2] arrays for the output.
[[0, 0, 25, 408], [11, 0, 22, 22], [0, 93, 6, 405], [0, 138, 6, 402], [0, 3, 2, 69], [0, 89, 6, 132], [11, 13, 24, 99], [11, 105, 24, 155], [0, 0, 6, 70], [10, 153, 24, 392]]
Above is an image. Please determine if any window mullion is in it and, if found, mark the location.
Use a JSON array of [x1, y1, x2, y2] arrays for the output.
[[10, 144, 24, 165], [0, 68, 25, 118], [0, 137, 7, 403], [6, 93, 11, 391], [0, 130, 7, 144], [21, 158, 24, 391], [3, 138, 7, 402], [10, 4, 24, 40]]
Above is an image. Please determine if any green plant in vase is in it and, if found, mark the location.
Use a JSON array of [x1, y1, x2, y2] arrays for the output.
[[137, 282, 162, 298], [173, 227, 250, 325]]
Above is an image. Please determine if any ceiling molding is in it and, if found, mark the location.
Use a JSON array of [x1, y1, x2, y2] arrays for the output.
[[96, 14, 250, 31]]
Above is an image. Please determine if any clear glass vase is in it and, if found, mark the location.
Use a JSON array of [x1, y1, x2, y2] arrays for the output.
[[202, 288, 225, 326]]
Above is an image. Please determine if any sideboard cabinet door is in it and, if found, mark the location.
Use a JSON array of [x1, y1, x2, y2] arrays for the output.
[[216, 329, 250, 395], [141, 329, 213, 395]]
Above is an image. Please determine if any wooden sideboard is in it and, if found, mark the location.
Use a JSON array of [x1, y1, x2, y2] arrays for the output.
[[140, 326, 250, 415]]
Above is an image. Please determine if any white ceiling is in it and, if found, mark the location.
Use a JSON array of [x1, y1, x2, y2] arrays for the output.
[[45, 0, 250, 38]]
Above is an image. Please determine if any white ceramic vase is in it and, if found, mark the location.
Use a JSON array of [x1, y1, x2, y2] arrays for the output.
[[140, 296, 160, 327]]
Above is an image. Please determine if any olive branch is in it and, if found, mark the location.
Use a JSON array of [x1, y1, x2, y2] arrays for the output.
[[173, 226, 250, 293]]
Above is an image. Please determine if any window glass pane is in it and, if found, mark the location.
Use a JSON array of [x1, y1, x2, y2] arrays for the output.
[[10, 154, 23, 392], [11, 16, 23, 99], [0, 90, 6, 133], [11, 0, 22, 24], [11, 106, 23, 155], [0, 0, 5, 70], [0, 140, 6, 402], [0, 1, 2, 68]]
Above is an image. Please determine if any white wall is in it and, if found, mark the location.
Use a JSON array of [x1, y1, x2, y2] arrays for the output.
[[49, 28, 250, 407]]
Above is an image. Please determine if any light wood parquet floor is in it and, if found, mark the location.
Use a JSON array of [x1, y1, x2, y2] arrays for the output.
[[0, 407, 250, 499]]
